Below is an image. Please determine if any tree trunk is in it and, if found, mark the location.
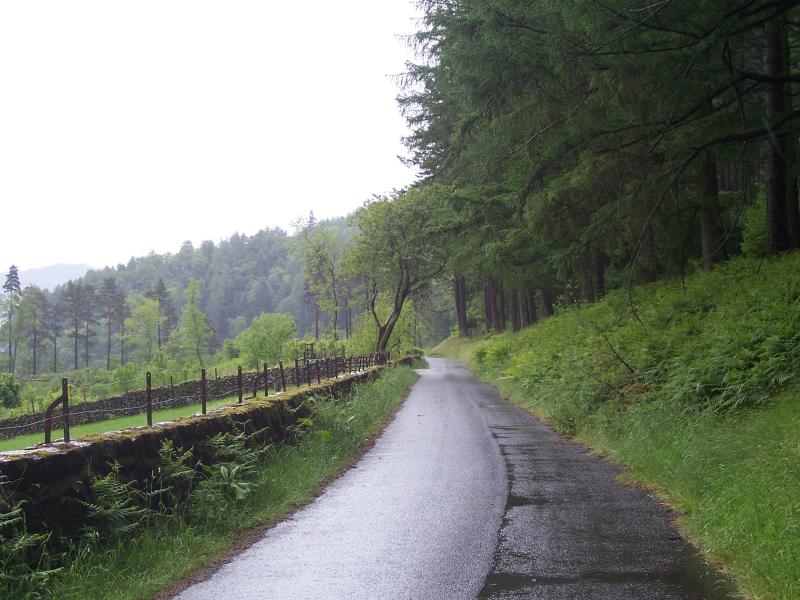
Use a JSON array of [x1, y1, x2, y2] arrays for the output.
[[786, 136, 800, 247], [595, 250, 606, 297], [107, 316, 112, 371], [697, 150, 721, 270], [540, 289, 555, 317], [84, 322, 90, 368], [527, 288, 538, 324], [765, 19, 791, 253], [579, 248, 595, 302], [510, 290, 521, 332], [454, 275, 469, 337], [496, 284, 506, 331], [484, 281, 495, 331], [375, 306, 403, 353], [32, 324, 37, 375]]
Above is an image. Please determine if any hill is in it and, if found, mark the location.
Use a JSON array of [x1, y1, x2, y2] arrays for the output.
[[433, 252, 800, 600], [20, 264, 92, 291]]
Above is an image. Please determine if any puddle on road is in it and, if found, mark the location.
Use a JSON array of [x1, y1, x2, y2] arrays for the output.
[[479, 550, 739, 599]]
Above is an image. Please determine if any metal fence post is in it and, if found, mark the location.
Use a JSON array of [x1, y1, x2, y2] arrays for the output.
[[201, 368, 207, 415], [238, 366, 243, 404], [146, 371, 153, 427]]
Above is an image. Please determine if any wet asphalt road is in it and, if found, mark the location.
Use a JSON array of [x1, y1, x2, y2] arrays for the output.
[[175, 359, 732, 600]]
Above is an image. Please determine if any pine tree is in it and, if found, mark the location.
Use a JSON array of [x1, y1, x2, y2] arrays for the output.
[[3, 266, 22, 373]]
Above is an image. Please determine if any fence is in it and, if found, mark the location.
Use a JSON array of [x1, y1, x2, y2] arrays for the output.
[[0, 353, 390, 447]]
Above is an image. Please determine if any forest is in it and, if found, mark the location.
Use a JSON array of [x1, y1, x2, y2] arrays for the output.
[[3, 1, 800, 412]]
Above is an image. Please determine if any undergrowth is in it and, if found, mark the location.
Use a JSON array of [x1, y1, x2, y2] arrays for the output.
[[435, 252, 800, 600], [0, 365, 418, 600]]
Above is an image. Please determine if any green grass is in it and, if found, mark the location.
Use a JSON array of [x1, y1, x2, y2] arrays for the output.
[[435, 253, 800, 600], [42, 365, 419, 600], [0, 395, 241, 452]]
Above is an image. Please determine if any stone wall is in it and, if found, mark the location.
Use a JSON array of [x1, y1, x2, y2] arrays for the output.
[[0, 356, 416, 533]]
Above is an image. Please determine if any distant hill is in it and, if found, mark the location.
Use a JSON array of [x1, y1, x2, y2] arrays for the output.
[[20, 264, 92, 291]]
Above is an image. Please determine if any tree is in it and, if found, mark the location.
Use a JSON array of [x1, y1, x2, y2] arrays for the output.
[[236, 313, 296, 368], [20, 286, 47, 375], [169, 279, 213, 367], [2, 265, 21, 373], [297, 221, 348, 341], [148, 277, 176, 349], [81, 284, 97, 368], [0, 373, 20, 408], [98, 277, 119, 371], [48, 292, 62, 372], [124, 294, 162, 364], [346, 186, 450, 353], [61, 280, 84, 370]]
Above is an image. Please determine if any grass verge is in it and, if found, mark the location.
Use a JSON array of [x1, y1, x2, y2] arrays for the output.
[[431, 254, 800, 600], [5, 365, 419, 600]]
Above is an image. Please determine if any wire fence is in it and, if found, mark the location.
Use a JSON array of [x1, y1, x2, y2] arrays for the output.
[[0, 353, 388, 449]]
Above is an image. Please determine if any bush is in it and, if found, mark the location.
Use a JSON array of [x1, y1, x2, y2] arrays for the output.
[[0, 374, 21, 408]]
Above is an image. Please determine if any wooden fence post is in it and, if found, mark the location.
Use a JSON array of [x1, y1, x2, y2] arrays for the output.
[[146, 371, 153, 427], [264, 363, 269, 396], [201, 369, 207, 415], [294, 359, 300, 386], [238, 366, 243, 404], [252, 365, 258, 399], [62, 377, 70, 443], [279, 361, 287, 392]]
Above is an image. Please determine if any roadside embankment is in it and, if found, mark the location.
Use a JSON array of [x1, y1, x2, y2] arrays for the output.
[[433, 254, 800, 600]]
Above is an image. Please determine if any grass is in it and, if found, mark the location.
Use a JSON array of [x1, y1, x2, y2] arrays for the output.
[[0, 395, 242, 452], [432, 253, 800, 600], [40, 365, 419, 600]]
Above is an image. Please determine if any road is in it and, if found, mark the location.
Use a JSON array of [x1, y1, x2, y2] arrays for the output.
[[175, 358, 733, 600]]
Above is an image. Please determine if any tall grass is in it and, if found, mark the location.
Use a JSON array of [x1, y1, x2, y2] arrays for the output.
[[1, 366, 418, 600], [435, 253, 800, 599]]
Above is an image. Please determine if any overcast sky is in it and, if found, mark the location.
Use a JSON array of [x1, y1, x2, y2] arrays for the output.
[[0, 1, 421, 271]]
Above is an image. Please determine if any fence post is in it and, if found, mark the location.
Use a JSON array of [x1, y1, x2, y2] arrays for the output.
[[305, 361, 312, 385], [294, 359, 300, 386], [238, 366, 243, 404], [264, 363, 269, 396], [279, 361, 287, 391], [201, 368, 207, 415], [62, 377, 70, 443], [215, 367, 218, 380], [146, 371, 153, 427], [170, 375, 174, 396], [333, 356, 338, 378], [252, 365, 259, 399]]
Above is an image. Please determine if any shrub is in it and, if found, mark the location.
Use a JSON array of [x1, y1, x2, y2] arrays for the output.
[[0, 374, 21, 409]]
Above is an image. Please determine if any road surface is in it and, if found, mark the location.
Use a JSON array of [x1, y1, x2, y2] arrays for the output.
[[175, 358, 732, 600]]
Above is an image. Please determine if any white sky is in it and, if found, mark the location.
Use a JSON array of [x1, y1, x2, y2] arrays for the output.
[[0, 1, 421, 271]]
